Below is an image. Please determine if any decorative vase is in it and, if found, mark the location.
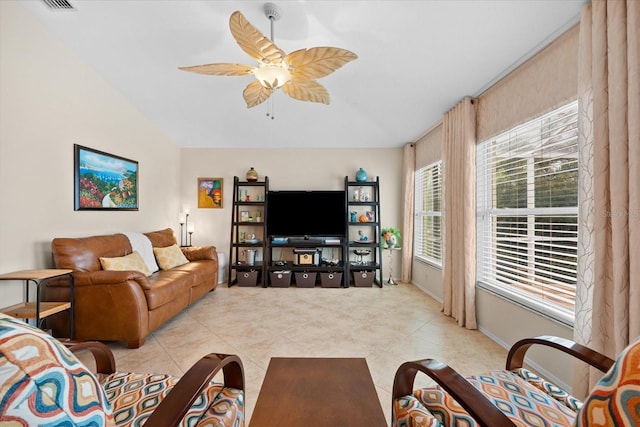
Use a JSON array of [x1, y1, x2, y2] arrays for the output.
[[355, 168, 368, 182], [387, 234, 397, 248], [246, 167, 258, 182]]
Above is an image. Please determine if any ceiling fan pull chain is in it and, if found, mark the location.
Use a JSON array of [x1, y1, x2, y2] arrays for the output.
[[266, 97, 275, 120]]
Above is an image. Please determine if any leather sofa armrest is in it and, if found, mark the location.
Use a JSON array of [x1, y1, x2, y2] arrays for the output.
[[181, 245, 218, 262], [77, 270, 149, 286]]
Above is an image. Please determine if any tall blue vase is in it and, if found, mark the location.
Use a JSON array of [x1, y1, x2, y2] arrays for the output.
[[355, 168, 368, 182]]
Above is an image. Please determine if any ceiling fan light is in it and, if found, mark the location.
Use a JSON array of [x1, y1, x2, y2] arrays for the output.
[[253, 64, 291, 89]]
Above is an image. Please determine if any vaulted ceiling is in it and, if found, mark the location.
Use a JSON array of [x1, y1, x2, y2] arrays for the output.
[[19, 0, 587, 148]]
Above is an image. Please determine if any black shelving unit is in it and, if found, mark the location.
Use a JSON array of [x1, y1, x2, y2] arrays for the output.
[[228, 176, 382, 288], [228, 176, 268, 287], [345, 176, 382, 287]]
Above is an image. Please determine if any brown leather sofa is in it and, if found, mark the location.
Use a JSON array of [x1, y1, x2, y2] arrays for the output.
[[45, 228, 218, 348]]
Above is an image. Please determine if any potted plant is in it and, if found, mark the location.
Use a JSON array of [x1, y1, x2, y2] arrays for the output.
[[381, 227, 401, 249]]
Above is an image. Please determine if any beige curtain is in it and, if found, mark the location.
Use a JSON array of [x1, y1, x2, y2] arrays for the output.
[[442, 97, 477, 328], [574, 0, 640, 396], [401, 143, 415, 283]]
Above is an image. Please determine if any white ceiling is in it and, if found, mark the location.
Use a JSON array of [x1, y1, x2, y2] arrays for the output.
[[18, 0, 587, 149]]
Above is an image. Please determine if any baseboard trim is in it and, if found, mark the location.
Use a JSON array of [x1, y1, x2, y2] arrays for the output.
[[410, 280, 443, 303]]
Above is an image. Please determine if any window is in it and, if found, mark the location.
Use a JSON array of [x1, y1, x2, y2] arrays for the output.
[[476, 101, 578, 325], [415, 161, 442, 265]]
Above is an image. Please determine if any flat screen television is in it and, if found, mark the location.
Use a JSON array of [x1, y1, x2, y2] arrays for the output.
[[267, 190, 346, 238]]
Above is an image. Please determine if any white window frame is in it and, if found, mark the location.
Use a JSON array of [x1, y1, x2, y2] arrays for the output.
[[476, 101, 578, 326], [415, 161, 442, 267]]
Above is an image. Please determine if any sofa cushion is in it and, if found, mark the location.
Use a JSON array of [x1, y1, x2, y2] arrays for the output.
[[172, 259, 216, 287], [0, 313, 114, 426], [97, 371, 244, 427], [144, 270, 193, 310], [154, 244, 190, 270], [144, 228, 178, 248], [411, 370, 577, 426], [100, 251, 152, 276], [52, 234, 132, 272]]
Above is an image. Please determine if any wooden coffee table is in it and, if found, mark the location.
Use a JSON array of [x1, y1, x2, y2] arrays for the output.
[[249, 357, 387, 427]]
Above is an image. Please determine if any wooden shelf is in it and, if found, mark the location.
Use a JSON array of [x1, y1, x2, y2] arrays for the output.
[[1, 301, 71, 319], [0, 269, 75, 337], [0, 269, 73, 281]]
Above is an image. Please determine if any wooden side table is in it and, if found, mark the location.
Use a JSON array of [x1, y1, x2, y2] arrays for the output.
[[0, 269, 74, 338]]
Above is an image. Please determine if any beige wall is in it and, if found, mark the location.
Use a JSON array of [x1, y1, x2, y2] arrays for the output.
[[180, 148, 404, 275], [0, 3, 182, 303]]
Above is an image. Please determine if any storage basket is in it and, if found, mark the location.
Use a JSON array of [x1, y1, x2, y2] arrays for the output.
[[320, 272, 342, 288], [237, 270, 259, 287], [269, 270, 292, 288], [352, 270, 375, 287], [294, 271, 317, 288]]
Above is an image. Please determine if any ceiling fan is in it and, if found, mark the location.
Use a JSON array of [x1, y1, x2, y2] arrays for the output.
[[179, 3, 357, 109]]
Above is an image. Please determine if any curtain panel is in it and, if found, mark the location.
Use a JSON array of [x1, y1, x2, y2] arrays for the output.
[[442, 97, 477, 329], [574, 0, 640, 397], [401, 143, 416, 283]]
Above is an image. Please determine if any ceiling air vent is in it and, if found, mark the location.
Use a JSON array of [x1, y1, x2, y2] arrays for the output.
[[41, 0, 75, 10]]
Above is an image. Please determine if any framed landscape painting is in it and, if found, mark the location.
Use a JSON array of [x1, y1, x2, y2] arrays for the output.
[[198, 177, 223, 208], [74, 144, 139, 211]]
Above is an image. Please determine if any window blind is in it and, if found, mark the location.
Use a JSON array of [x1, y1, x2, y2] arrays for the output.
[[476, 101, 578, 324], [415, 161, 442, 265]]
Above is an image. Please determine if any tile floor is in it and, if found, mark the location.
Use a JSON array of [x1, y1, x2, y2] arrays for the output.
[[84, 282, 508, 424]]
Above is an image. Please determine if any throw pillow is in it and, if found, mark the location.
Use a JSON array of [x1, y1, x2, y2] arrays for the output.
[[99, 251, 152, 276], [153, 244, 190, 270], [575, 338, 640, 427], [0, 313, 114, 426]]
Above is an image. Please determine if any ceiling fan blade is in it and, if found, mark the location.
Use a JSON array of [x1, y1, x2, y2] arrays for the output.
[[285, 47, 357, 80], [243, 80, 273, 108], [230, 11, 284, 64], [178, 63, 254, 76], [281, 80, 330, 104]]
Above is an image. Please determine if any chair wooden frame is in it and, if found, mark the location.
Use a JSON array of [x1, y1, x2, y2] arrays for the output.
[[392, 335, 615, 427], [65, 341, 245, 427]]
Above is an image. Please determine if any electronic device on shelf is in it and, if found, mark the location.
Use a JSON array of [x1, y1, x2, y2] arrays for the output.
[[267, 190, 346, 238], [289, 238, 324, 245], [293, 248, 320, 266]]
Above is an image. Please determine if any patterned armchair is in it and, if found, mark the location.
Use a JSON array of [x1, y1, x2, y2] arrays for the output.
[[392, 335, 640, 427], [0, 313, 244, 426]]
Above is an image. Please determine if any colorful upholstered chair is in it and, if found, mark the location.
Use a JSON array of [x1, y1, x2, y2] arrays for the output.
[[0, 313, 245, 426], [392, 335, 640, 427]]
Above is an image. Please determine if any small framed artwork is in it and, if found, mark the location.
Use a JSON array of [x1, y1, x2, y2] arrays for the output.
[[366, 211, 375, 222], [198, 177, 223, 208], [74, 144, 138, 211], [240, 211, 250, 221]]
